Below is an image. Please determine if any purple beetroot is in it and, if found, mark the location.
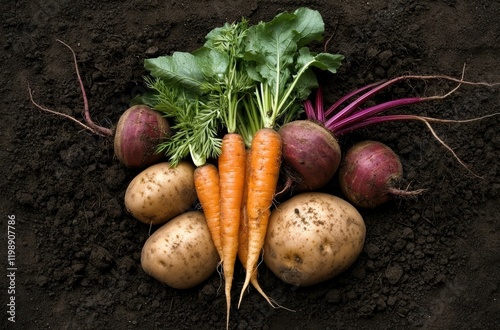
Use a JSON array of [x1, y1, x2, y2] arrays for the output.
[[114, 105, 171, 168], [28, 40, 172, 170], [338, 140, 425, 208], [278, 120, 341, 192]]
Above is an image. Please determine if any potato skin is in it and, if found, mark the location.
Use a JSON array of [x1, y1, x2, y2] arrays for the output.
[[264, 192, 365, 286], [141, 211, 220, 289], [125, 161, 197, 225]]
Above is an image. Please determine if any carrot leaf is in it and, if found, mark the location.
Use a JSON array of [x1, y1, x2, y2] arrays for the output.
[[144, 50, 224, 166], [241, 7, 344, 129]]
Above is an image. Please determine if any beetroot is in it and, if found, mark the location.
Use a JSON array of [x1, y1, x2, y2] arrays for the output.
[[338, 140, 424, 208], [28, 40, 172, 169], [114, 105, 171, 168], [278, 120, 341, 192]]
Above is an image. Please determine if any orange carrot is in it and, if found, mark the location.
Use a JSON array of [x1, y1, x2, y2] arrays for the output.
[[218, 133, 246, 330], [238, 149, 277, 307], [237, 149, 251, 266], [238, 128, 282, 307], [194, 163, 223, 261]]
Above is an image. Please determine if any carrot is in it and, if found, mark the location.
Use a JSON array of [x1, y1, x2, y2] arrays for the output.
[[237, 149, 251, 268], [218, 133, 246, 330], [238, 149, 278, 308], [194, 163, 223, 261], [238, 128, 282, 307]]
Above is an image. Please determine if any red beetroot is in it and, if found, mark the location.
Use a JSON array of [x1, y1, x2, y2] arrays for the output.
[[114, 105, 171, 168], [339, 140, 424, 208], [278, 120, 341, 192], [28, 40, 172, 169]]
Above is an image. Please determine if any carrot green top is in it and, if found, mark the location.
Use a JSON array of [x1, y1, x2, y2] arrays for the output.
[[140, 7, 344, 163]]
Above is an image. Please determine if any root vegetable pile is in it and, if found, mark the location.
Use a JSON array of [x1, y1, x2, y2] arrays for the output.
[[28, 6, 500, 330], [138, 8, 343, 328]]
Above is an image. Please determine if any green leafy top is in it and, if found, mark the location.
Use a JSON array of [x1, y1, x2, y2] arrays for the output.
[[143, 48, 226, 166], [202, 20, 255, 134], [145, 77, 222, 167], [141, 7, 344, 163], [240, 7, 344, 133]]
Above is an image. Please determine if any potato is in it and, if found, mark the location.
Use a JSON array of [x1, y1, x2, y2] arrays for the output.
[[125, 161, 197, 225], [264, 192, 365, 286], [141, 211, 220, 289]]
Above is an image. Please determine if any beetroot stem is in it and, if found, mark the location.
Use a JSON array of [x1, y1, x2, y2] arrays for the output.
[[324, 80, 386, 118], [334, 112, 500, 136], [324, 76, 410, 128], [328, 97, 422, 132], [332, 77, 464, 133], [303, 99, 316, 121], [323, 72, 497, 129], [315, 86, 324, 122]]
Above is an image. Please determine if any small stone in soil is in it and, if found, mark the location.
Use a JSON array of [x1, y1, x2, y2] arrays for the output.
[[385, 263, 404, 285]]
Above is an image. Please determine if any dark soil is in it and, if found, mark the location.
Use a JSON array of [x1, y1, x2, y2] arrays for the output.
[[1, 1, 499, 329]]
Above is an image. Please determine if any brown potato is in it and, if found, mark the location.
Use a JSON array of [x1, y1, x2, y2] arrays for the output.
[[264, 192, 365, 286], [125, 161, 197, 225], [141, 211, 220, 289]]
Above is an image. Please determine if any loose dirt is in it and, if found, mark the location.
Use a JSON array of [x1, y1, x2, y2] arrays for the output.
[[1, 1, 499, 329]]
